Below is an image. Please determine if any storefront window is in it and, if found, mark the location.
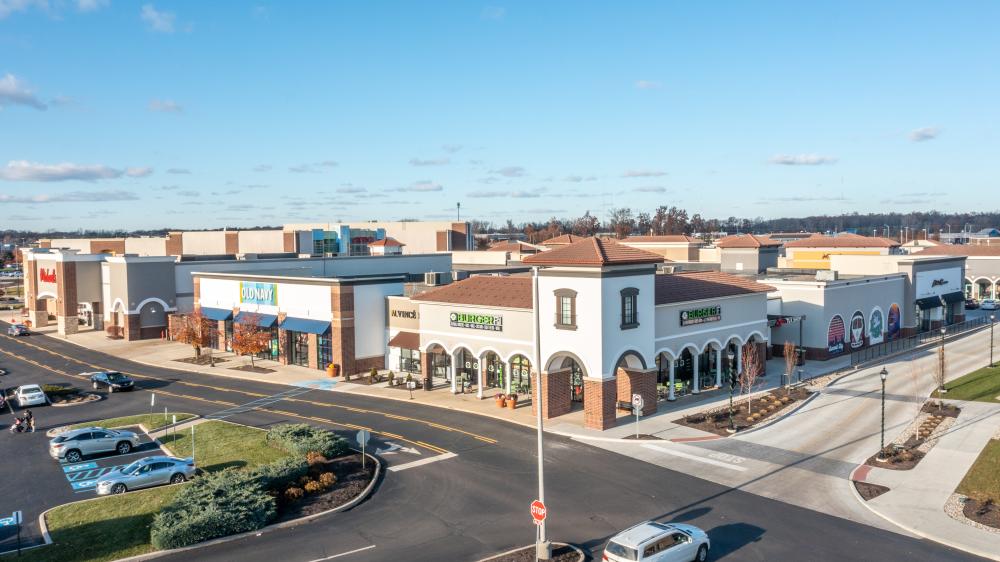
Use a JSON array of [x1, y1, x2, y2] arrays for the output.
[[289, 331, 309, 367], [208, 320, 219, 349], [510, 355, 531, 394], [399, 348, 421, 373], [483, 352, 504, 389], [318, 332, 332, 370], [224, 320, 233, 352], [454, 348, 478, 390], [570, 361, 584, 403], [431, 352, 450, 382], [257, 326, 279, 361]]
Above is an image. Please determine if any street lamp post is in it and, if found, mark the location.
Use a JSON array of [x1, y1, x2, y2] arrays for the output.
[[876, 367, 889, 461], [726, 350, 736, 433], [939, 326, 947, 395]]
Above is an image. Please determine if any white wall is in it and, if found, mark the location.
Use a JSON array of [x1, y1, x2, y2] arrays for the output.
[[353, 282, 404, 359], [124, 237, 168, 256], [181, 232, 228, 255], [197, 277, 332, 320], [451, 251, 509, 265], [600, 271, 655, 375], [416, 301, 533, 361], [238, 230, 285, 254], [654, 293, 769, 358]]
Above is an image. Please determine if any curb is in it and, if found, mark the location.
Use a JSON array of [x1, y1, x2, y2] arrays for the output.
[[845, 462, 1000, 562], [477, 541, 585, 562], [732, 390, 821, 437], [49, 392, 103, 408]]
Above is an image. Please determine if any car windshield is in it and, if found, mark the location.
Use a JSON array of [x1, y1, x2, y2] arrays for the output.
[[605, 541, 638, 561], [121, 461, 144, 475], [106, 373, 127, 382]]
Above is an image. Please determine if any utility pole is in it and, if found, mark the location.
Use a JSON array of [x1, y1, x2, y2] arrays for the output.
[[456, 202, 461, 221], [531, 266, 550, 561]]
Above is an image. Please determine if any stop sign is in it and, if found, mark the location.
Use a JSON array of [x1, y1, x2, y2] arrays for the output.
[[530, 500, 546, 523]]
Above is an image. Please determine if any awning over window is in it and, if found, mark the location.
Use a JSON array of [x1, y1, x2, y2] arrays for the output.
[[200, 307, 232, 322], [942, 291, 965, 304], [388, 331, 420, 350], [915, 292, 964, 309], [279, 316, 331, 334], [233, 311, 277, 328]]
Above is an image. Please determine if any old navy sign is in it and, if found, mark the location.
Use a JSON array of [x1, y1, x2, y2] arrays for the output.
[[40, 268, 56, 284], [450, 311, 503, 331], [680, 305, 721, 326], [240, 281, 277, 306]]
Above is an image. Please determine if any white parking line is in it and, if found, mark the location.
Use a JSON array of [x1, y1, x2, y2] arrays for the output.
[[387, 452, 458, 472], [641, 444, 748, 472], [306, 544, 376, 561]]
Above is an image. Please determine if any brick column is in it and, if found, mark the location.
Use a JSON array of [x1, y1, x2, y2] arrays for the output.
[[91, 301, 104, 331], [584, 377, 617, 431], [124, 314, 142, 341], [331, 285, 356, 377], [55, 261, 78, 336], [24, 257, 48, 327], [216, 320, 226, 351], [421, 353, 433, 391], [616, 368, 657, 416], [531, 370, 571, 419], [307, 333, 319, 370], [225, 231, 239, 254]]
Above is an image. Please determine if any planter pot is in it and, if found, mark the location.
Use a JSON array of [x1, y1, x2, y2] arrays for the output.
[[507, 397, 518, 410], [495, 398, 506, 408]]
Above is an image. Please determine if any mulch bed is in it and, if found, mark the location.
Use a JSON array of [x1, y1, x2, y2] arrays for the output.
[[483, 544, 581, 562], [623, 434, 664, 440], [49, 392, 100, 405], [174, 355, 229, 366], [865, 438, 926, 470], [274, 453, 376, 522], [229, 365, 276, 374], [921, 401, 961, 418], [963, 498, 1000, 530], [673, 387, 813, 436], [854, 481, 891, 501]]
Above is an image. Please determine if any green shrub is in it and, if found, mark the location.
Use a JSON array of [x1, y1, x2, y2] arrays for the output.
[[318, 472, 336, 488], [250, 456, 308, 490], [150, 469, 275, 550], [283, 487, 304, 502], [42, 384, 77, 397], [266, 423, 349, 458], [304, 480, 323, 494]]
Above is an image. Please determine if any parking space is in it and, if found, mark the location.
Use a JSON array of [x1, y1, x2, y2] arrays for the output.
[[58, 430, 162, 494]]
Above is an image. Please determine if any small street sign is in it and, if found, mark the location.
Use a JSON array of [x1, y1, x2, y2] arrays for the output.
[[356, 429, 371, 446], [631, 393, 644, 412], [530, 499, 546, 524]]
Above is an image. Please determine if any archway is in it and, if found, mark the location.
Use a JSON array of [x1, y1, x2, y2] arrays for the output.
[[421, 343, 452, 390], [508, 354, 532, 394], [452, 347, 477, 394], [481, 350, 505, 392], [545, 352, 587, 406], [138, 301, 167, 339], [975, 278, 994, 300]]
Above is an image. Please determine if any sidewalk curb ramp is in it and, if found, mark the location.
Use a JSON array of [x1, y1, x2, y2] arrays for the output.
[[477, 541, 585, 562]]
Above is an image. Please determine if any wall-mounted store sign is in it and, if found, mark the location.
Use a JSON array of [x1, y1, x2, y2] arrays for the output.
[[39, 268, 56, 284], [680, 305, 721, 326], [391, 308, 419, 320], [450, 312, 503, 331], [240, 281, 278, 306]]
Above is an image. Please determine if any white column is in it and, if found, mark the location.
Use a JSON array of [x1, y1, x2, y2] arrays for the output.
[[477, 359, 484, 399], [505, 362, 512, 394], [668, 358, 676, 401], [737, 344, 744, 375], [450, 353, 459, 394], [715, 347, 722, 387], [692, 352, 701, 394]]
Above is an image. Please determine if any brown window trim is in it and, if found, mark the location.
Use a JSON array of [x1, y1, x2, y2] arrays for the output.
[[554, 288, 577, 330]]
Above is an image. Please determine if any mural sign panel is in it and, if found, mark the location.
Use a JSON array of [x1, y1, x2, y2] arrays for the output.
[[849, 311, 865, 349], [887, 304, 901, 341], [869, 307, 884, 345], [828, 315, 846, 355], [239, 282, 278, 306]]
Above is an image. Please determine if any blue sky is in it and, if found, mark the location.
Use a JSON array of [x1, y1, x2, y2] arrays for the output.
[[1, 1, 997, 230]]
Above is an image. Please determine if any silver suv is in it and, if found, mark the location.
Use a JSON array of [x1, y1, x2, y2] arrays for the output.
[[49, 427, 141, 463], [96, 456, 196, 495]]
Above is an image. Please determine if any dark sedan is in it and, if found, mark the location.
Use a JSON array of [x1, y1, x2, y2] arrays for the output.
[[965, 299, 979, 310], [87, 371, 136, 392]]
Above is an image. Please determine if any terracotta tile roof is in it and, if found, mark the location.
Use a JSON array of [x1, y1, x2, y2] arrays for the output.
[[784, 234, 900, 248], [369, 237, 404, 247], [715, 234, 783, 249], [917, 245, 1000, 257], [622, 235, 702, 244], [540, 234, 581, 246], [654, 271, 775, 305], [411, 275, 532, 309], [387, 331, 420, 349], [522, 237, 664, 267], [487, 240, 539, 253]]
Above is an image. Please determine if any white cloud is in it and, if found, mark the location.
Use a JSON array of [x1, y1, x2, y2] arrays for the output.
[[337, 186, 366, 194], [177, 190, 198, 197], [768, 154, 838, 166], [409, 157, 450, 166], [149, 98, 182, 113], [0, 73, 46, 110], [511, 190, 540, 198], [635, 80, 660, 90], [468, 190, 507, 198], [0, 160, 152, 182], [633, 186, 666, 193], [141, 4, 175, 33], [289, 160, 338, 173], [481, 6, 505, 20], [490, 166, 526, 177], [909, 127, 941, 142], [468, 189, 542, 198], [441, 144, 463, 153], [0, 0, 46, 20], [0, 190, 139, 203], [166, 168, 191, 174], [622, 169, 667, 178], [563, 175, 596, 183], [77, 0, 109, 12], [253, 164, 272, 172], [409, 180, 443, 192]]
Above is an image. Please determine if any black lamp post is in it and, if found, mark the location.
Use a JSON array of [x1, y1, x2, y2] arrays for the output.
[[726, 349, 737, 433], [939, 326, 947, 394], [876, 367, 889, 461]]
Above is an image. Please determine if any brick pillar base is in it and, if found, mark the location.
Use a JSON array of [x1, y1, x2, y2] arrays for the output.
[[29, 309, 48, 327], [307, 333, 319, 370], [584, 377, 616, 431], [56, 316, 79, 336], [531, 370, 571, 419], [123, 314, 142, 341], [616, 368, 657, 416], [421, 353, 433, 390]]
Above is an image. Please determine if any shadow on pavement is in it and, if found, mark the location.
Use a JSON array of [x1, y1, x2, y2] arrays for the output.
[[669, 506, 712, 523], [706, 522, 766, 559]]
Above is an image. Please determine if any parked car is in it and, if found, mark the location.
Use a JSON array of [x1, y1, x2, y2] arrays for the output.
[[603, 521, 710, 562], [14, 384, 47, 407], [981, 299, 999, 311], [965, 299, 979, 310], [96, 456, 195, 495], [6, 324, 29, 336], [87, 371, 135, 392], [49, 427, 141, 463]]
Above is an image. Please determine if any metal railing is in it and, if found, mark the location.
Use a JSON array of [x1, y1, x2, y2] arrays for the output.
[[850, 315, 990, 365]]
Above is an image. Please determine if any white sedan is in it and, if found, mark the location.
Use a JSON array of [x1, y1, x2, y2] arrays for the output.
[[981, 299, 999, 311], [14, 384, 47, 407]]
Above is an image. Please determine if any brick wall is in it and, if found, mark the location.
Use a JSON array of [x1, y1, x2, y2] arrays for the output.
[[283, 232, 296, 253], [330, 285, 357, 376], [616, 368, 657, 416], [165, 232, 183, 256], [531, 369, 572, 419], [421, 353, 433, 389], [89, 240, 125, 255], [225, 232, 239, 255], [356, 355, 385, 376], [123, 313, 142, 341], [584, 378, 617, 430]]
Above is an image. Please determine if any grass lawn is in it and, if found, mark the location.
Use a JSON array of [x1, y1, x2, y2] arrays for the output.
[[933, 366, 1000, 403], [12, 421, 291, 562], [70, 412, 196, 431], [957, 439, 1000, 502], [161, 420, 288, 473]]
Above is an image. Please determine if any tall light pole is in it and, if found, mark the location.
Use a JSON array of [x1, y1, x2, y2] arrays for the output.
[[939, 326, 947, 395], [876, 367, 889, 461], [531, 266, 551, 561]]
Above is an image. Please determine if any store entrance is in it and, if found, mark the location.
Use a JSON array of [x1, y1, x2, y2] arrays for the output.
[[483, 352, 505, 390], [287, 331, 309, 367]]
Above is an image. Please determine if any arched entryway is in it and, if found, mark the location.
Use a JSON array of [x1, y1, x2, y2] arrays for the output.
[[975, 278, 995, 300], [452, 347, 478, 394], [481, 351, 506, 393], [544, 353, 587, 408], [508, 354, 532, 394], [422, 343, 452, 390]]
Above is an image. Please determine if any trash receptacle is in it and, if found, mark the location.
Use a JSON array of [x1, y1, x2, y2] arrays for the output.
[[423, 377, 432, 391], [795, 348, 805, 366]]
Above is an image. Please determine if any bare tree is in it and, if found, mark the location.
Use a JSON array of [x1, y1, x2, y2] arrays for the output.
[[607, 207, 635, 239], [783, 340, 797, 394], [740, 341, 764, 414]]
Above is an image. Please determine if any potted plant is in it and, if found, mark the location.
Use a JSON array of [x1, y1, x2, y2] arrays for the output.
[[326, 363, 335, 378], [495, 392, 506, 408], [507, 392, 518, 409], [387, 371, 395, 386], [369, 367, 379, 383]]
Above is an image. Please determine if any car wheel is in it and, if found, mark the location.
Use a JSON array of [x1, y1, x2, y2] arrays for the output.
[[170, 473, 186, 484], [92, 382, 99, 389], [111, 483, 127, 495], [108, 385, 114, 393], [65, 450, 82, 463], [695, 544, 709, 562], [116, 441, 132, 455]]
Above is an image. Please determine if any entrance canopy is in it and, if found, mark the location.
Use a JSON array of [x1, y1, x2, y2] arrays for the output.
[[200, 307, 232, 321], [279, 316, 331, 334], [915, 291, 963, 309], [234, 311, 278, 328]]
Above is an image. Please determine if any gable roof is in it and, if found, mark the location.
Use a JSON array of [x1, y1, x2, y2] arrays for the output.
[[411, 275, 532, 309], [715, 234, 783, 249], [369, 237, 404, 247], [654, 271, 775, 305], [522, 237, 664, 267], [540, 234, 581, 246], [918, 245, 1000, 257], [622, 235, 701, 244], [784, 234, 900, 248], [487, 240, 541, 253]]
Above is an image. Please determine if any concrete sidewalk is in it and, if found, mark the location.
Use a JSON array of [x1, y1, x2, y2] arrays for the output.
[[854, 401, 1000, 561]]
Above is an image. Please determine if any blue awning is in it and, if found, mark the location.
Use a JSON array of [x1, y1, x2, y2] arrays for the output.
[[200, 307, 232, 321], [280, 316, 331, 334], [234, 311, 277, 328]]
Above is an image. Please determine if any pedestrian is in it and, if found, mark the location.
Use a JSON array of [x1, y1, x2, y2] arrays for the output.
[[24, 409, 34, 432]]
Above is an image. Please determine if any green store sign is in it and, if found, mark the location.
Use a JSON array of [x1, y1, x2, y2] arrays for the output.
[[680, 305, 721, 326], [450, 312, 503, 332]]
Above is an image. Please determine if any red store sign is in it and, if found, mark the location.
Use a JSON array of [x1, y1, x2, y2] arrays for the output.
[[39, 268, 57, 283]]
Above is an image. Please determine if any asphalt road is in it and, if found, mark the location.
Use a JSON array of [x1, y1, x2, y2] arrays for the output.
[[0, 324, 986, 562]]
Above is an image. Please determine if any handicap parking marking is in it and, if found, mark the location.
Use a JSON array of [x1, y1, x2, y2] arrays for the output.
[[292, 379, 337, 391], [62, 461, 98, 473]]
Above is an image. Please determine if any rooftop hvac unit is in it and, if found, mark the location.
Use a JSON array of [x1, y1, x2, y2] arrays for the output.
[[452, 270, 469, 281], [424, 272, 451, 286]]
